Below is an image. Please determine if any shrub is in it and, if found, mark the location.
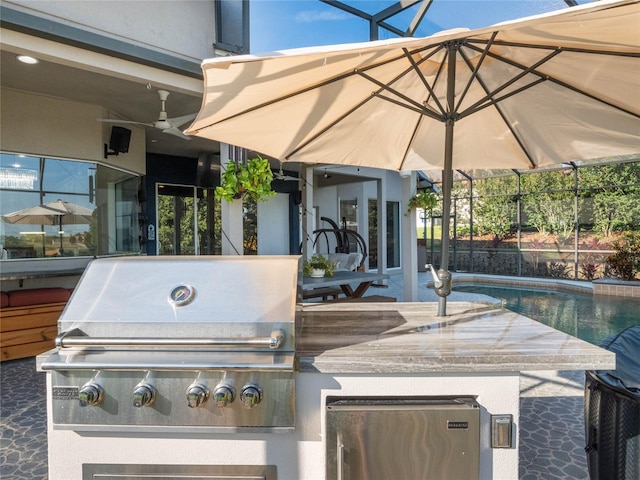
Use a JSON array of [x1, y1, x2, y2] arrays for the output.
[[606, 232, 640, 281]]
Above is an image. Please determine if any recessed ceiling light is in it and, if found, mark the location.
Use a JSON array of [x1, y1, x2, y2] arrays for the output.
[[17, 55, 39, 64]]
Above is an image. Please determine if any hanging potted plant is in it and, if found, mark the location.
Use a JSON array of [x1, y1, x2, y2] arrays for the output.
[[303, 254, 336, 278], [216, 155, 277, 202], [406, 189, 438, 215]]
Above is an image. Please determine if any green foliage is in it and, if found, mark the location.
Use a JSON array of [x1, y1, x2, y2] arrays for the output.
[[474, 176, 517, 239], [579, 163, 640, 236], [547, 262, 571, 279], [456, 225, 477, 237], [406, 190, 438, 215], [216, 156, 276, 203], [476, 196, 515, 238], [521, 170, 575, 239], [303, 254, 336, 277], [606, 231, 640, 281]]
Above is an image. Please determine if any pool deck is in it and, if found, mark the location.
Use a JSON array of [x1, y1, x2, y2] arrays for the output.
[[1, 272, 597, 480]]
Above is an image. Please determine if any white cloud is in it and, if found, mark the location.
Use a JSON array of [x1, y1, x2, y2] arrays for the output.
[[295, 10, 352, 23]]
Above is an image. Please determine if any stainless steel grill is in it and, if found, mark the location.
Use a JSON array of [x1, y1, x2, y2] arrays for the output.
[[39, 255, 300, 433]]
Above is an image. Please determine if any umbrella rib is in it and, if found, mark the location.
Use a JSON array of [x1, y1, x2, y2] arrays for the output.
[[460, 59, 538, 169], [285, 95, 378, 160], [454, 32, 498, 114], [356, 69, 442, 119], [460, 76, 548, 119], [401, 47, 446, 116], [373, 92, 442, 121], [468, 39, 640, 59], [457, 47, 562, 119], [285, 47, 445, 159], [194, 45, 443, 133], [399, 115, 424, 171], [465, 43, 640, 119]]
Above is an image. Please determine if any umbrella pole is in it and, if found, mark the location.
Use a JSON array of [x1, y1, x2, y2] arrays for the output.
[[58, 216, 64, 256], [438, 123, 453, 316], [437, 43, 458, 317]]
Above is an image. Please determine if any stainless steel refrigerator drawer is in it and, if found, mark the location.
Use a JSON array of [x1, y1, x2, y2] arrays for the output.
[[326, 397, 480, 480]]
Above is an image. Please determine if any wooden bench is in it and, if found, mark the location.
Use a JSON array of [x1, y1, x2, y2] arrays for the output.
[[1, 288, 71, 361], [302, 287, 344, 301], [326, 295, 396, 303]]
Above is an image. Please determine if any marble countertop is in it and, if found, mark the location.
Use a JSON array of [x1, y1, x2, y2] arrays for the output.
[[297, 302, 616, 374]]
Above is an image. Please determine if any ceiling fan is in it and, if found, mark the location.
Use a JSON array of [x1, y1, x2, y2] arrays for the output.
[[98, 89, 196, 140], [273, 163, 298, 181]]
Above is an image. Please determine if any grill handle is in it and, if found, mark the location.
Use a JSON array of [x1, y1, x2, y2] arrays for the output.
[[56, 328, 286, 350]]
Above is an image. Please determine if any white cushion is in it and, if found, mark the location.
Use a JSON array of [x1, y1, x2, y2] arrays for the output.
[[326, 252, 362, 271]]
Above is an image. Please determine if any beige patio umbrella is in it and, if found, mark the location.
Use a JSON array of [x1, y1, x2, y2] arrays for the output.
[[3, 199, 94, 255], [186, 0, 640, 315]]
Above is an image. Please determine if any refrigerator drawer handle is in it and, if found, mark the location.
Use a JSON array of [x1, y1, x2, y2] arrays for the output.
[[337, 432, 345, 480]]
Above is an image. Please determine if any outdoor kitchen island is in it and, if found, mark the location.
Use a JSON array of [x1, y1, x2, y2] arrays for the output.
[[296, 301, 615, 479], [38, 257, 614, 480]]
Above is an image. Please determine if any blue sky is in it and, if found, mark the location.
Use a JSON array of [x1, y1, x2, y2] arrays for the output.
[[249, 0, 590, 53]]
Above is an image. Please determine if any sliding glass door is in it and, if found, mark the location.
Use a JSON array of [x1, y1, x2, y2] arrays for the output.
[[156, 183, 218, 255]]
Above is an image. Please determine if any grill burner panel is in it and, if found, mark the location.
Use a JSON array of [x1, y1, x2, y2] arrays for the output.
[[39, 256, 300, 432], [48, 369, 294, 432]]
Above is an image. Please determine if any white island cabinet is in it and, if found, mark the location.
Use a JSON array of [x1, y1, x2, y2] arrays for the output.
[[44, 302, 614, 480]]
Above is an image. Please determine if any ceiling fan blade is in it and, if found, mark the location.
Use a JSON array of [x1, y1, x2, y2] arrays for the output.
[[163, 127, 192, 140], [167, 113, 197, 127], [275, 174, 298, 181], [97, 118, 153, 127]]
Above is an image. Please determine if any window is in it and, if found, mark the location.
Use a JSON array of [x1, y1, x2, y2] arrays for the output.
[[0, 152, 139, 258], [386, 201, 400, 268], [367, 199, 400, 270], [156, 183, 219, 256]]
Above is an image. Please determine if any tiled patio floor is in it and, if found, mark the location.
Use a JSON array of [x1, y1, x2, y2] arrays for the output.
[[1, 272, 593, 480], [0, 361, 591, 480]]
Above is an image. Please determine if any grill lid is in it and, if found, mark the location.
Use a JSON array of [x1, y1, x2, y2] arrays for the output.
[[59, 256, 300, 334]]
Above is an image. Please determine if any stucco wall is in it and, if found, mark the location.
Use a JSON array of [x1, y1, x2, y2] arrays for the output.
[[1, 88, 146, 173], [3, 0, 217, 61]]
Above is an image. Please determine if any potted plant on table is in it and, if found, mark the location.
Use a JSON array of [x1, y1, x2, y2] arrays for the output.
[[216, 155, 276, 202], [303, 254, 336, 278]]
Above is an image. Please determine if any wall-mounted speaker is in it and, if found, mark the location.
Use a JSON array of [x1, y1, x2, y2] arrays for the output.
[[109, 126, 131, 154]]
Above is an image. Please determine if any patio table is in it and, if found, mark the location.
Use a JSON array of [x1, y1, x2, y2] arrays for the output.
[[302, 270, 389, 299]]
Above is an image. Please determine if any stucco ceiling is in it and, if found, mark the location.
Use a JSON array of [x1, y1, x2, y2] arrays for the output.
[[0, 48, 220, 159]]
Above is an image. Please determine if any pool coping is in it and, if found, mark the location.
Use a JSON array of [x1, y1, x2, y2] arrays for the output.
[[432, 273, 594, 294]]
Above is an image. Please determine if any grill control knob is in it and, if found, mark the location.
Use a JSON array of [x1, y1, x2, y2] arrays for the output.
[[78, 382, 104, 407], [186, 383, 209, 408], [240, 384, 263, 409], [212, 384, 235, 408], [132, 383, 156, 408]]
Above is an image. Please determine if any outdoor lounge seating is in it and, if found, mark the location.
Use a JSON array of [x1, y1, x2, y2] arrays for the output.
[[322, 252, 363, 272], [0, 287, 71, 361]]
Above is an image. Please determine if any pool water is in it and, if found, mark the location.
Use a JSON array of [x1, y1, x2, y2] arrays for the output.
[[455, 284, 640, 346]]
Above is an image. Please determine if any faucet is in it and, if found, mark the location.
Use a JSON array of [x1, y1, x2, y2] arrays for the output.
[[425, 264, 442, 288]]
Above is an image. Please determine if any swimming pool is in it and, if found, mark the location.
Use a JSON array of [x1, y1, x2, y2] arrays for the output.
[[455, 284, 639, 346]]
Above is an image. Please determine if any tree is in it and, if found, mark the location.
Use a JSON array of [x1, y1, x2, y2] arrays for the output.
[[474, 175, 517, 239], [579, 162, 640, 237], [521, 169, 575, 240]]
